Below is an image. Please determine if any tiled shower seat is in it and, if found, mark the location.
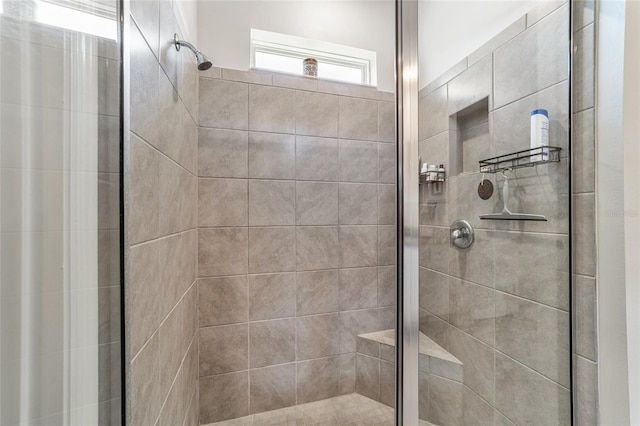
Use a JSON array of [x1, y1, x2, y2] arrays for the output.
[[356, 329, 464, 425]]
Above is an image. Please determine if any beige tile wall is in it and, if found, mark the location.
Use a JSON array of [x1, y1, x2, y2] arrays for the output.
[[196, 68, 396, 423], [416, 2, 593, 425], [125, 1, 199, 425]]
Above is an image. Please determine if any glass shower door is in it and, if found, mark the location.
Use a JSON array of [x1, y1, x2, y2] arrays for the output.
[[403, 0, 572, 424], [0, 1, 122, 424]]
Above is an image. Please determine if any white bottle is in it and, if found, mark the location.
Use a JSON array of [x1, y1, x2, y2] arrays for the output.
[[530, 109, 549, 162]]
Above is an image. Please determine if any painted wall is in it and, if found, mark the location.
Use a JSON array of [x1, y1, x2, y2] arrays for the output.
[[596, 0, 631, 423], [196, 1, 396, 92], [418, 0, 537, 88], [623, 1, 640, 423]]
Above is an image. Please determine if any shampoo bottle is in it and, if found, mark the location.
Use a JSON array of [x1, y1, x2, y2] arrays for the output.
[[530, 109, 549, 162]]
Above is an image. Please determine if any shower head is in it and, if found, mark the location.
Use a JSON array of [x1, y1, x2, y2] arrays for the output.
[[174, 34, 213, 71], [195, 51, 213, 71]]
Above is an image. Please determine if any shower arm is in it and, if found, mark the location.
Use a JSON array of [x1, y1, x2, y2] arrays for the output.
[[174, 34, 199, 56]]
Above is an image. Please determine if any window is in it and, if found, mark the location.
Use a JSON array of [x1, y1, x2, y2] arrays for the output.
[[0, 0, 117, 40], [250, 29, 377, 86]]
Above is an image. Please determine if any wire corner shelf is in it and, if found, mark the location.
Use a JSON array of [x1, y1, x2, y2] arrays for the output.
[[479, 146, 562, 174]]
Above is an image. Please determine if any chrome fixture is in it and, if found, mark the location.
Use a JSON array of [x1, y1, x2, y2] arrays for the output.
[[450, 219, 474, 249], [174, 34, 213, 71]]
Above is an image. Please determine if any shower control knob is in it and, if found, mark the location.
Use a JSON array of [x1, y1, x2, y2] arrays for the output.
[[450, 219, 474, 249]]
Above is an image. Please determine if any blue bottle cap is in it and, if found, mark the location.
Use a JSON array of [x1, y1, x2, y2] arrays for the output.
[[531, 109, 548, 117]]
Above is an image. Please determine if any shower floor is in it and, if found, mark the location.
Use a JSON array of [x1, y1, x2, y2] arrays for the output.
[[204, 393, 435, 426]]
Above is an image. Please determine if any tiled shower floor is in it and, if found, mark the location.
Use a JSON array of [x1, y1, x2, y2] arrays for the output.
[[204, 393, 435, 426]]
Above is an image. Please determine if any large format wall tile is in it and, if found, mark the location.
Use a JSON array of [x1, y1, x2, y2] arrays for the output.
[[492, 80, 569, 155], [296, 357, 340, 404], [199, 324, 248, 376], [198, 128, 248, 178], [573, 23, 594, 112], [128, 241, 161, 356], [296, 182, 339, 226], [418, 85, 448, 141], [248, 132, 295, 180], [248, 273, 296, 320], [199, 78, 248, 130], [572, 108, 595, 194], [428, 375, 463, 426], [339, 267, 378, 311], [296, 314, 341, 360], [198, 276, 248, 327], [249, 85, 295, 133], [573, 193, 596, 277], [199, 178, 248, 227], [355, 354, 380, 401], [377, 225, 396, 266], [248, 180, 295, 226], [575, 355, 598, 426], [449, 278, 495, 346], [130, 23, 159, 149], [249, 319, 296, 368], [130, 1, 159, 58], [295, 91, 339, 138], [248, 227, 296, 273], [339, 309, 379, 353], [495, 292, 570, 387], [575, 275, 597, 361], [249, 364, 296, 414], [295, 136, 339, 181], [419, 268, 449, 321], [378, 184, 396, 225], [199, 228, 248, 277], [339, 139, 378, 183], [129, 134, 159, 244], [493, 4, 569, 108], [200, 371, 248, 423], [448, 327, 494, 404], [340, 226, 377, 267], [448, 55, 492, 114], [378, 101, 395, 143], [493, 231, 569, 310], [495, 352, 570, 426], [296, 270, 340, 316], [130, 333, 161, 426], [296, 226, 340, 271], [448, 229, 495, 289], [339, 183, 377, 225], [339, 97, 378, 141], [378, 266, 396, 307]]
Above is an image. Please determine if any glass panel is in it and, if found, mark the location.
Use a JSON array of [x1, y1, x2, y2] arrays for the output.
[[0, 0, 122, 424], [147, 1, 397, 424], [416, 1, 571, 425]]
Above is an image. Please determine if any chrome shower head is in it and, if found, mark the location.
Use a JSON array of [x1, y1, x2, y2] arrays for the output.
[[195, 51, 213, 71], [174, 34, 212, 71]]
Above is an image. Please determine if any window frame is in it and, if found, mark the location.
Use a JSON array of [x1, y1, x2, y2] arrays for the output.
[[250, 29, 378, 86]]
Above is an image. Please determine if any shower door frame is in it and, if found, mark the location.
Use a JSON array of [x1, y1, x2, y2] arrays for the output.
[[395, 0, 420, 424], [395, 0, 576, 424]]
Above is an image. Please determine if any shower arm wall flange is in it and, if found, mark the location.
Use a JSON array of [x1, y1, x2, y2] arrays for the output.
[[174, 33, 197, 55]]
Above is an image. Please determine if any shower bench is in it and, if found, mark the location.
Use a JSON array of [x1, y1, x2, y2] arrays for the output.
[[356, 329, 464, 425]]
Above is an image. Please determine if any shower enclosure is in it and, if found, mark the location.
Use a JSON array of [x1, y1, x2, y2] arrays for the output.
[[0, 0, 598, 424]]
